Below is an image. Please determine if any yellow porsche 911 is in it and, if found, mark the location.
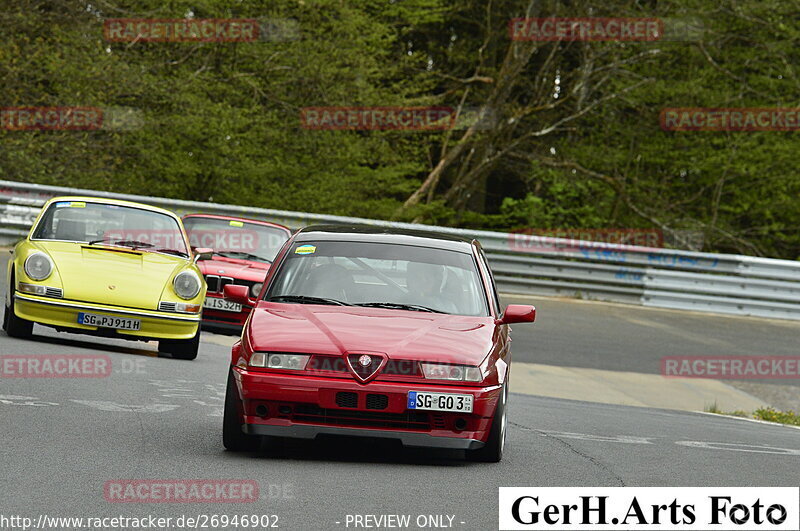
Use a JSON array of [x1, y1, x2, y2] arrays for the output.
[[3, 196, 209, 360]]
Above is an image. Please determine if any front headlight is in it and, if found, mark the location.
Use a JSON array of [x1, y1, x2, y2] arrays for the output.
[[250, 352, 310, 370], [421, 362, 484, 382], [250, 282, 263, 298], [173, 271, 201, 300], [24, 252, 53, 281]]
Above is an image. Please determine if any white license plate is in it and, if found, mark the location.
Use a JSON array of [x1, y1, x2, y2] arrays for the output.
[[78, 312, 141, 330], [203, 296, 242, 312], [407, 391, 473, 413]]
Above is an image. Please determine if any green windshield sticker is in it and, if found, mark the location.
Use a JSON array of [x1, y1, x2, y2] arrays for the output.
[[229, 220, 244, 227], [295, 245, 316, 255]]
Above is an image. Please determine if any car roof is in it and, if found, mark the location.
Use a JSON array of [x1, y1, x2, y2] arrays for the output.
[[182, 213, 291, 232], [43, 196, 180, 219], [294, 224, 475, 253]]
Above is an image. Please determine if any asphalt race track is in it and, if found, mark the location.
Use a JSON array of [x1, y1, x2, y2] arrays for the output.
[[1, 254, 799, 530]]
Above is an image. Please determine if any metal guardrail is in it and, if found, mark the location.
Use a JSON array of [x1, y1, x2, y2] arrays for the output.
[[2, 179, 800, 320]]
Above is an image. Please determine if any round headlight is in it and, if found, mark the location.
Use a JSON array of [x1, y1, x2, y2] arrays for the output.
[[24, 252, 53, 281], [173, 271, 201, 300], [250, 282, 263, 298]]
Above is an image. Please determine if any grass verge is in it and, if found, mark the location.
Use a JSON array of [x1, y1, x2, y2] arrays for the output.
[[705, 403, 800, 426]]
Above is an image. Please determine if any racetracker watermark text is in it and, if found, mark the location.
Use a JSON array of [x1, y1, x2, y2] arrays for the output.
[[661, 108, 800, 131], [662, 356, 800, 379], [508, 228, 663, 253], [1, 107, 102, 130], [301, 107, 457, 130], [102, 18, 299, 42], [0, 106, 143, 131], [102, 228, 262, 253], [104, 480, 259, 503], [0, 514, 279, 530], [509, 18, 663, 41], [0, 355, 112, 378]]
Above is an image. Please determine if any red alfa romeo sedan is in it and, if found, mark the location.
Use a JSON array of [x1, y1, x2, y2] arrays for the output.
[[222, 225, 535, 461], [182, 214, 292, 332]]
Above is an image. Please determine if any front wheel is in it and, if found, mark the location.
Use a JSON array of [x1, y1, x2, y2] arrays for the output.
[[158, 327, 200, 360], [3, 288, 33, 339], [223, 370, 261, 452], [468, 381, 507, 463]]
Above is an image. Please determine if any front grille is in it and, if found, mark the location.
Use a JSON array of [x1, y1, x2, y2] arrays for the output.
[[203, 275, 234, 294], [44, 287, 63, 299], [431, 413, 447, 429], [292, 404, 430, 431], [235, 279, 258, 290], [204, 275, 219, 292], [382, 360, 420, 377], [347, 353, 383, 381], [335, 392, 358, 408], [205, 314, 241, 323], [307, 355, 349, 373], [158, 301, 177, 312], [366, 394, 389, 410], [306, 356, 420, 379]]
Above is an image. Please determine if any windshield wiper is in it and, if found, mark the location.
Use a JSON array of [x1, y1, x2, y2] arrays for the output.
[[86, 239, 186, 257], [87, 239, 154, 250], [154, 248, 189, 258], [242, 253, 272, 263], [86, 238, 154, 249], [112, 239, 154, 248], [215, 251, 272, 263], [267, 295, 351, 306], [355, 302, 445, 313]]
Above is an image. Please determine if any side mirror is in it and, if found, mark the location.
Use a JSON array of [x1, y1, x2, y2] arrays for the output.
[[497, 304, 536, 325], [223, 284, 251, 305], [193, 247, 213, 262]]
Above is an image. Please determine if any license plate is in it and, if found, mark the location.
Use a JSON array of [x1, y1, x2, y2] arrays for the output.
[[78, 312, 141, 330], [407, 391, 473, 413], [203, 297, 242, 312]]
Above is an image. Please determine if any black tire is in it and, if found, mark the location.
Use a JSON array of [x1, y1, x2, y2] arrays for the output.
[[3, 279, 33, 339], [468, 381, 508, 463], [158, 326, 200, 360], [1, 295, 8, 332], [223, 369, 261, 452]]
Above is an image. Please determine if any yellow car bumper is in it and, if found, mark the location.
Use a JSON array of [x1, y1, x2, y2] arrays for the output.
[[14, 293, 200, 340]]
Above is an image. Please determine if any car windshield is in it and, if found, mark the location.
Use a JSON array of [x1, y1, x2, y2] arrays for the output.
[[182, 217, 290, 263], [32, 200, 189, 256], [265, 241, 489, 317]]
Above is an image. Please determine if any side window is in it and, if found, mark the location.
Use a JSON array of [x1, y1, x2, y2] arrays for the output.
[[475, 245, 500, 315]]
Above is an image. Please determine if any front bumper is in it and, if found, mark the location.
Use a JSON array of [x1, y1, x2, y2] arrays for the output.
[[244, 423, 485, 450], [14, 292, 201, 340], [201, 320, 245, 334], [201, 295, 251, 330], [233, 367, 502, 449]]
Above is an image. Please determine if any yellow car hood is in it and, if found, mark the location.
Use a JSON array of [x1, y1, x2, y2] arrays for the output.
[[41, 242, 187, 309]]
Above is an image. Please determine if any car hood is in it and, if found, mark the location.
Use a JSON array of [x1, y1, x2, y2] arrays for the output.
[[246, 303, 497, 365], [198, 257, 270, 282], [40, 242, 186, 308]]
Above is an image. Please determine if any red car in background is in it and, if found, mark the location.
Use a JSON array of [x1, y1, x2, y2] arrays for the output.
[[222, 225, 536, 462], [182, 214, 291, 333]]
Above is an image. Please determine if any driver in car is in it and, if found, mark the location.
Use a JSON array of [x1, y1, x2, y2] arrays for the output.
[[405, 261, 459, 314]]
